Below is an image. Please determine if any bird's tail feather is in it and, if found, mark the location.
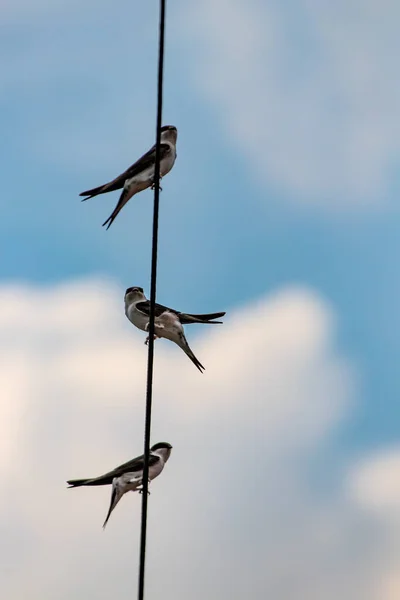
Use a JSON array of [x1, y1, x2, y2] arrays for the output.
[[79, 185, 107, 201], [67, 476, 111, 488], [186, 350, 205, 373], [103, 486, 122, 529], [67, 478, 91, 488], [180, 337, 205, 373], [183, 312, 226, 324], [80, 177, 125, 200], [102, 189, 132, 229], [102, 214, 116, 230]]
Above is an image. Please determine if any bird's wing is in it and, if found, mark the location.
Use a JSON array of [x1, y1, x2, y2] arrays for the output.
[[79, 143, 172, 198], [135, 302, 225, 325], [80, 171, 131, 199], [118, 143, 172, 180], [79, 178, 125, 199], [135, 301, 179, 319], [67, 454, 160, 487], [111, 453, 160, 478]]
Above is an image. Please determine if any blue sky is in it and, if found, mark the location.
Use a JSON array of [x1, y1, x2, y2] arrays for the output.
[[2, 0, 398, 445], [1, 1, 400, 598]]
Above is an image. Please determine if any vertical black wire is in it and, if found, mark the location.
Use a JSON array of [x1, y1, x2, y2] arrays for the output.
[[137, 2, 166, 600]]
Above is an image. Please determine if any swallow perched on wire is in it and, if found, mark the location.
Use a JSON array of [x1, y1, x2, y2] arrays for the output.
[[79, 125, 177, 229], [124, 286, 226, 373], [67, 442, 172, 529]]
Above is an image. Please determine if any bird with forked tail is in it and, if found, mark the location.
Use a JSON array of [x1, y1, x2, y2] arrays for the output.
[[79, 125, 177, 229], [67, 442, 172, 528], [124, 286, 226, 373]]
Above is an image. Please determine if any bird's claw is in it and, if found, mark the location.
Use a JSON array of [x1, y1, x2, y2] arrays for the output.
[[144, 334, 159, 345], [151, 183, 163, 191], [138, 480, 151, 495]]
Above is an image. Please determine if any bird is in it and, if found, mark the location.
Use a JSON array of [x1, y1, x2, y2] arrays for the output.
[[79, 125, 177, 229], [124, 286, 226, 373], [67, 442, 172, 528]]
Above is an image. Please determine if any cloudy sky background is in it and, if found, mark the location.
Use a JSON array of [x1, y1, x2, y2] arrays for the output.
[[1, 0, 400, 598]]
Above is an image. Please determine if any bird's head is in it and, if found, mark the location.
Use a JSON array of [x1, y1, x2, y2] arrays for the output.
[[151, 442, 173, 462], [160, 125, 177, 144], [124, 286, 145, 303]]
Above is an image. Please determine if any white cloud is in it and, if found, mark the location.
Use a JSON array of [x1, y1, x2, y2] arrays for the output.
[[176, 0, 400, 207], [350, 448, 400, 519], [347, 449, 400, 600], [0, 277, 399, 599]]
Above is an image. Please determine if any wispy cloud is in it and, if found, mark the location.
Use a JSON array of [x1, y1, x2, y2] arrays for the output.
[[4, 0, 400, 207], [0, 276, 399, 599], [177, 0, 400, 207]]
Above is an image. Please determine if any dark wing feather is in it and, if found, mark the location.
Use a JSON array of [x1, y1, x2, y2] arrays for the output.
[[135, 303, 225, 324], [67, 453, 160, 487], [79, 178, 126, 199], [135, 301, 178, 319], [110, 453, 159, 477], [120, 143, 171, 180], [79, 143, 172, 200]]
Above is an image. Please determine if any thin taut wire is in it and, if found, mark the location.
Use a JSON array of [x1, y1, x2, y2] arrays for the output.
[[137, 1, 166, 600]]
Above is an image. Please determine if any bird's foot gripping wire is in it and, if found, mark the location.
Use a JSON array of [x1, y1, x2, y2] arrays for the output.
[[144, 334, 159, 346], [144, 321, 163, 345], [151, 178, 163, 191], [138, 480, 151, 495]]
